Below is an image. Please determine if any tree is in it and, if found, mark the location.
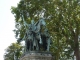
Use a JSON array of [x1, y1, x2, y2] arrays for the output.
[[4, 43, 23, 60], [47, 0, 80, 60], [11, 0, 80, 60]]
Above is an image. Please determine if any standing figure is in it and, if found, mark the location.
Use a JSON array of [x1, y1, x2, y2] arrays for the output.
[[25, 24, 33, 51], [41, 28, 51, 51], [33, 18, 46, 50]]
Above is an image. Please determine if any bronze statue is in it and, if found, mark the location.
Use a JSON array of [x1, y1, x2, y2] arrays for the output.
[[22, 18, 51, 51]]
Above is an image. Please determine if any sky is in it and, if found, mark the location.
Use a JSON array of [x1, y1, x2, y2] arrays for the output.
[[0, 0, 20, 60]]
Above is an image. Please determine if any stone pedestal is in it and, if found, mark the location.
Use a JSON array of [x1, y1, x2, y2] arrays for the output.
[[20, 51, 52, 60]]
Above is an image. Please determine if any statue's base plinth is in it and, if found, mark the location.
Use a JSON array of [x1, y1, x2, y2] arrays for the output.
[[20, 51, 53, 60]]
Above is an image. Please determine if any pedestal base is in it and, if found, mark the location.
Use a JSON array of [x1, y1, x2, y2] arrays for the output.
[[20, 51, 52, 60]]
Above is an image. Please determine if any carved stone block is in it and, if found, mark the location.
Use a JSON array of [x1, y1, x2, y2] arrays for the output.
[[20, 51, 53, 60]]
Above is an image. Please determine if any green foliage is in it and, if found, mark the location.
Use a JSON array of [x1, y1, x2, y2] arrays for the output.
[[11, 0, 80, 60], [4, 43, 23, 60]]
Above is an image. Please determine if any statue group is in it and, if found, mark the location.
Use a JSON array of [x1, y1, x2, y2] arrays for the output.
[[24, 18, 51, 52]]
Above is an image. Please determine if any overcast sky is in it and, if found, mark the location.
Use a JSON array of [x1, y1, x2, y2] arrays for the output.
[[0, 0, 20, 60]]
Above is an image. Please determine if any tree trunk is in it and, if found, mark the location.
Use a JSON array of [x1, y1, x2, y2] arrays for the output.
[[74, 34, 80, 60]]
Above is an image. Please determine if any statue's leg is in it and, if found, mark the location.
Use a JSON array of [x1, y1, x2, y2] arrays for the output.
[[33, 38, 36, 50], [36, 39, 39, 50], [32, 37, 34, 50], [29, 40, 31, 51], [47, 38, 50, 51], [28, 41, 30, 51], [31, 40, 33, 51], [33, 40, 34, 50], [27, 41, 29, 51], [25, 40, 27, 52], [39, 35, 43, 44], [30, 40, 33, 51]]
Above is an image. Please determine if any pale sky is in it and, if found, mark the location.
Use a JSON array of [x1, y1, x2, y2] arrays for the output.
[[0, 0, 20, 60]]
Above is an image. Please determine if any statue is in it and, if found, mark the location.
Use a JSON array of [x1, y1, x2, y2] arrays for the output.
[[23, 18, 51, 52]]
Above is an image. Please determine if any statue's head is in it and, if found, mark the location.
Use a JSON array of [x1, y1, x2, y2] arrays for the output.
[[39, 18, 46, 26], [31, 20, 35, 24]]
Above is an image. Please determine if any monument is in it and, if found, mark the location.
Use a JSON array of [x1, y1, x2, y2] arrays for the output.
[[19, 18, 53, 60]]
